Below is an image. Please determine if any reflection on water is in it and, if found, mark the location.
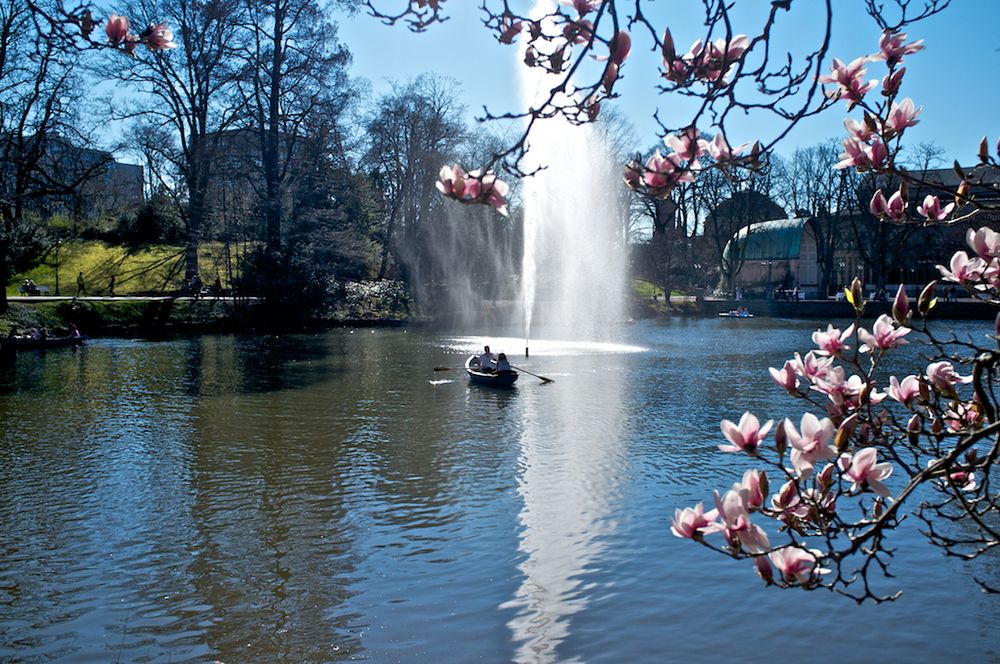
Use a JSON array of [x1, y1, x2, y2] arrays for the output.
[[505, 352, 628, 663], [0, 322, 997, 662]]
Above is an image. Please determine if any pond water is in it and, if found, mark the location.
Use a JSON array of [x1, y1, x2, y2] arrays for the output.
[[0, 319, 997, 662]]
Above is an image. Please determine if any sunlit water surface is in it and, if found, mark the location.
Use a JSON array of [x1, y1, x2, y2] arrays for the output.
[[1, 319, 997, 662]]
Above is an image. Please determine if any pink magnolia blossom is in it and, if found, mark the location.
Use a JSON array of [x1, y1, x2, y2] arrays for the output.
[[868, 139, 888, 168], [436, 165, 510, 216], [819, 56, 877, 107], [844, 117, 873, 142], [771, 480, 808, 522], [792, 351, 832, 381], [835, 136, 886, 171], [711, 489, 770, 552], [719, 412, 773, 453], [812, 323, 853, 356], [884, 189, 906, 221], [623, 161, 642, 190], [768, 360, 798, 392], [562, 19, 593, 45], [755, 555, 774, 584], [875, 31, 924, 67], [887, 375, 921, 406], [642, 149, 694, 197], [925, 360, 973, 391], [769, 547, 829, 584], [105, 14, 130, 45], [883, 98, 921, 136], [881, 67, 905, 96], [785, 413, 836, 478], [140, 22, 177, 50], [664, 126, 704, 162], [838, 448, 893, 497], [966, 227, 1000, 260], [670, 502, 719, 539], [858, 314, 910, 353], [705, 133, 750, 162], [937, 250, 985, 283], [869, 189, 888, 217], [737, 469, 766, 510], [946, 469, 978, 492], [916, 194, 954, 221]]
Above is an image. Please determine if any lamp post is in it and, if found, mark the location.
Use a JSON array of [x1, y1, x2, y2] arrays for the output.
[[54, 238, 61, 295]]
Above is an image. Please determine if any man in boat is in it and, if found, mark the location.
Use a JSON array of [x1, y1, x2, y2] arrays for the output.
[[478, 345, 496, 372]]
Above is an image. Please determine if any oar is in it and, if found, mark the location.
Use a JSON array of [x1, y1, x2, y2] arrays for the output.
[[434, 366, 463, 372], [511, 364, 554, 384]]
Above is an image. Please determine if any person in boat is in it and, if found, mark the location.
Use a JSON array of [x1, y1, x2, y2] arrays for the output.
[[7, 328, 17, 339], [39, 326, 48, 341], [496, 352, 512, 374], [478, 345, 496, 372], [69, 324, 81, 338]]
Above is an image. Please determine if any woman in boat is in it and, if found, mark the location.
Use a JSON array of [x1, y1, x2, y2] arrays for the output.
[[496, 352, 512, 374]]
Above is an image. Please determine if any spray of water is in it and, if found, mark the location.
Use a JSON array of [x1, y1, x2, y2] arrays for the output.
[[518, 1, 627, 345]]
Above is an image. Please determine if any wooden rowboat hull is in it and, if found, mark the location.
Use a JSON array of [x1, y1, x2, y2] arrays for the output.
[[465, 356, 518, 388]]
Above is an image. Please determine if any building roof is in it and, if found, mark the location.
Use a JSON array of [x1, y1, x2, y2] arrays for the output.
[[724, 217, 809, 262]]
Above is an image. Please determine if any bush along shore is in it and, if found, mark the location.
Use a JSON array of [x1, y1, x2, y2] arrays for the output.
[[0, 281, 413, 337]]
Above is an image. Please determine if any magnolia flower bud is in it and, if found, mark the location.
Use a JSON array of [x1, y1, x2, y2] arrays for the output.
[[994, 312, 1000, 341], [892, 284, 910, 324], [817, 463, 836, 494], [774, 419, 788, 460], [955, 180, 969, 208], [846, 276, 864, 314], [759, 470, 770, 500], [980, 136, 991, 164], [931, 417, 945, 436], [918, 378, 931, 405], [918, 280, 937, 317], [662, 27, 676, 60], [873, 498, 885, 518], [835, 413, 858, 452]]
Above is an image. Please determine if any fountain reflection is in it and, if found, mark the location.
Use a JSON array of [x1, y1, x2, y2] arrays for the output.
[[503, 353, 628, 662]]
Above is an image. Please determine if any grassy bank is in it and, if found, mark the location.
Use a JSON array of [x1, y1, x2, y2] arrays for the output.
[[6, 241, 234, 296]]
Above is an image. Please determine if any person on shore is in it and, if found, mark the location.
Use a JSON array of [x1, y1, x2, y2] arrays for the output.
[[76, 272, 86, 295], [496, 352, 512, 373], [107, 275, 116, 296], [39, 326, 47, 341], [478, 345, 495, 372], [191, 273, 203, 299]]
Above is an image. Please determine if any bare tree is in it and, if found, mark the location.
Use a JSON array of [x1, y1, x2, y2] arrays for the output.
[[110, 0, 246, 281], [0, 0, 106, 311]]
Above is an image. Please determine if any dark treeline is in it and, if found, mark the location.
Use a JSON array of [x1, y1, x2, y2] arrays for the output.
[[0, 0, 990, 317]]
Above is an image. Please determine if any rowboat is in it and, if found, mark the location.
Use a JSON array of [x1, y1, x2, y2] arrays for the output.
[[465, 355, 518, 388], [0, 335, 87, 351], [718, 310, 754, 318]]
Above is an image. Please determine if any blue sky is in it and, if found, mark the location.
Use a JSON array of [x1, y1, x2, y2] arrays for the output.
[[341, 1, 999, 165]]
